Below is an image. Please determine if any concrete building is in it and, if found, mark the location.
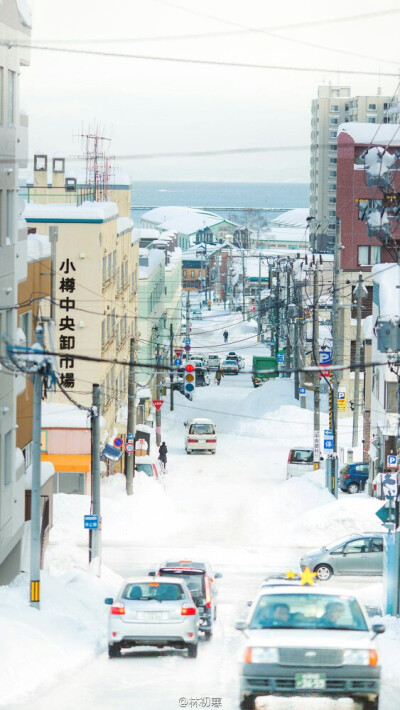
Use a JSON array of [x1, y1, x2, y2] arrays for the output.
[[0, 0, 31, 583], [335, 122, 399, 426], [309, 85, 392, 252]]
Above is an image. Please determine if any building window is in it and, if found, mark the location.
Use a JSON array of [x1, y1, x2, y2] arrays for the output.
[[183, 269, 187, 277], [368, 103, 376, 110], [329, 170, 337, 178], [330, 105, 339, 111], [329, 211, 336, 217], [7, 70, 15, 125], [385, 382, 398, 413], [329, 131, 337, 139], [329, 158, 337, 164], [330, 118, 339, 124], [4, 430, 12, 486], [329, 183, 336, 190], [329, 197, 336, 204], [330, 145, 337, 152], [191, 270, 195, 277], [357, 245, 381, 266], [367, 118, 376, 123], [19, 311, 32, 346]]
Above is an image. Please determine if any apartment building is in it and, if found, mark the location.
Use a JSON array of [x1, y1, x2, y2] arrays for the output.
[[309, 85, 392, 252], [0, 0, 31, 583]]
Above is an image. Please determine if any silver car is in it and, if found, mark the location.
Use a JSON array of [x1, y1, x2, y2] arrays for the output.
[[300, 532, 385, 581], [105, 577, 199, 658], [236, 585, 384, 709]]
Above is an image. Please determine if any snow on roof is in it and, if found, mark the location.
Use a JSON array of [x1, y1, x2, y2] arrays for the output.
[[158, 211, 229, 235], [258, 227, 308, 244], [141, 206, 193, 225], [117, 217, 133, 235], [372, 263, 400, 317], [42, 402, 92, 429], [338, 123, 400, 146], [270, 208, 310, 229], [27, 232, 51, 261], [25, 461, 54, 490], [132, 227, 160, 240], [16, 0, 32, 28], [139, 246, 165, 278], [23, 201, 119, 222]]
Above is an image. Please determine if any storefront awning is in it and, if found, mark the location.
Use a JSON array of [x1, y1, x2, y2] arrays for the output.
[[41, 453, 91, 473], [102, 444, 123, 462]]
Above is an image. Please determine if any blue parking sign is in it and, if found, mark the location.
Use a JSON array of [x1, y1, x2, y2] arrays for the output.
[[299, 387, 306, 395], [319, 350, 331, 365], [387, 455, 398, 469]]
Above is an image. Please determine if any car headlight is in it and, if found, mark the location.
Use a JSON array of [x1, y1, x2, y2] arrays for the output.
[[244, 647, 279, 664], [343, 649, 373, 666]]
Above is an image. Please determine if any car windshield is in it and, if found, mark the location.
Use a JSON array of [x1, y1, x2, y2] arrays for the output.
[[223, 361, 235, 366], [189, 424, 214, 434], [122, 582, 185, 601], [158, 570, 205, 598], [249, 593, 368, 631], [289, 449, 313, 463], [135, 464, 154, 477]]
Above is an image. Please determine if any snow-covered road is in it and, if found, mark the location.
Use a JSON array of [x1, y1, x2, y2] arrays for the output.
[[4, 308, 400, 709]]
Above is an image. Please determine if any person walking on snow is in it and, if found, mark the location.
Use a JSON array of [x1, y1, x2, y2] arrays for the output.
[[215, 366, 223, 385], [223, 330, 228, 343], [158, 442, 168, 472]]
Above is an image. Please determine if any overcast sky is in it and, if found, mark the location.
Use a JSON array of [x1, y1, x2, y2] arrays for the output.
[[21, 0, 400, 183]]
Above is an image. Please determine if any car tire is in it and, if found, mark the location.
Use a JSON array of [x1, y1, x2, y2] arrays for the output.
[[362, 700, 379, 710], [314, 564, 333, 581], [186, 643, 198, 658], [108, 643, 121, 658], [211, 451, 216, 455], [203, 629, 212, 640], [240, 696, 255, 710], [187, 450, 191, 455], [347, 482, 360, 494]]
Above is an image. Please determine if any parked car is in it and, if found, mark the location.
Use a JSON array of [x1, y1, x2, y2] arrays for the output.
[[105, 577, 199, 658], [237, 356, 245, 370], [155, 565, 216, 639], [339, 462, 369, 494], [300, 531, 385, 581], [135, 455, 164, 480], [195, 366, 210, 387], [207, 354, 221, 370], [236, 584, 384, 709], [221, 359, 239, 375], [191, 310, 203, 320], [184, 417, 217, 454], [287, 446, 315, 478]]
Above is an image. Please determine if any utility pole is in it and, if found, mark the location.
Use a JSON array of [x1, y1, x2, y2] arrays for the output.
[[257, 253, 262, 340], [125, 337, 136, 495], [229, 248, 234, 312], [90, 383, 101, 573], [275, 267, 280, 357], [215, 250, 220, 304], [242, 248, 246, 320], [155, 337, 162, 446], [286, 266, 291, 376], [312, 262, 321, 470], [170, 323, 174, 412], [186, 291, 190, 338], [330, 218, 342, 498], [352, 272, 364, 447], [30, 324, 45, 609]]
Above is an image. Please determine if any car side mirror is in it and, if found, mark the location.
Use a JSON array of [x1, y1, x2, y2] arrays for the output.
[[184, 421, 188, 427], [246, 600, 252, 607], [235, 620, 248, 631], [104, 597, 113, 605], [372, 623, 385, 637], [215, 572, 222, 579], [148, 570, 156, 576]]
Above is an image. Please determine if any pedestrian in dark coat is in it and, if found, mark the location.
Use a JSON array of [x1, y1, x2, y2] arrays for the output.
[[215, 367, 223, 385], [158, 442, 168, 465]]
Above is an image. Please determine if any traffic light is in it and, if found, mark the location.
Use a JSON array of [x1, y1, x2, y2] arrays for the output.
[[184, 363, 195, 396]]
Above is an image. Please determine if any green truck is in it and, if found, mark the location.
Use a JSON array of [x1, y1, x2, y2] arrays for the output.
[[252, 355, 279, 387]]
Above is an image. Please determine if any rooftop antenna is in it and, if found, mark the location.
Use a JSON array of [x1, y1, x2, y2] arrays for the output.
[[74, 122, 114, 202]]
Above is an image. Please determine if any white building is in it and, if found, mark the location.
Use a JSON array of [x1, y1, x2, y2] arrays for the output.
[[255, 208, 310, 251], [309, 85, 392, 251], [0, 0, 31, 583]]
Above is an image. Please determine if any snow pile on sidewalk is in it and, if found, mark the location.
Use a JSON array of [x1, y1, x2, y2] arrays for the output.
[[0, 565, 121, 707]]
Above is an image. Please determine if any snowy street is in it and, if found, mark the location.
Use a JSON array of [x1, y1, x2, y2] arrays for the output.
[[3, 308, 400, 710]]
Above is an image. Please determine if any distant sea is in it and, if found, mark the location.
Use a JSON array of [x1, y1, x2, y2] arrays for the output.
[[130, 181, 309, 227]]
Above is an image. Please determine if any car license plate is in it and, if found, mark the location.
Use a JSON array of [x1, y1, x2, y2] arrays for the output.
[[295, 673, 326, 690], [137, 611, 168, 622]]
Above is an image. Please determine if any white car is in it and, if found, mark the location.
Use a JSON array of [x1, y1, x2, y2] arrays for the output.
[[221, 359, 239, 375], [236, 585, 384, 710], [105, 577, 199, 658], [207, 354, 221, 370], [185, 417, 217, 454]]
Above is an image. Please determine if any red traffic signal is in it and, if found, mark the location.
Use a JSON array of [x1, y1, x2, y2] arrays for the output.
[[185, 363, 195, 372]]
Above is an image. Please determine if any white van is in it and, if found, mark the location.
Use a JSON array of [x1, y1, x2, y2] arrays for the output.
[[286, 446, 314, 479], [185, 418, 217, 455]]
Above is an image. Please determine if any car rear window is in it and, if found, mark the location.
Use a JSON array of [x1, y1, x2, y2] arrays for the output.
[[135, 464, 154, 477], [122, 582, 185, 601], [289, 449, 313, 463], [158, 569, 205, 598], [189, 424, 215, 435], [164, 561, 206, 571], [249, 593, 368, 631]]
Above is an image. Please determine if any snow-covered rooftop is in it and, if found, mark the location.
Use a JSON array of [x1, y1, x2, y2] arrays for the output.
[[338, 122, 400, 146], [27, 232, 51, 261], [139, 247, 165, 278], [23, 201, 119, 222], [141, 206, 193, 225], [132, 227, 160, 240], [270, 208, 310, 229], [159, 211, 235, 235], [117, 217, 133, 235]]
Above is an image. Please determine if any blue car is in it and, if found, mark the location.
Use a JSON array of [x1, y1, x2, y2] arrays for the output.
[[339, 462, 369, 494]]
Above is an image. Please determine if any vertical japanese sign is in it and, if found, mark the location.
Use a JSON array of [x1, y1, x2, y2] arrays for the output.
[[58, 258, 77, 389]]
